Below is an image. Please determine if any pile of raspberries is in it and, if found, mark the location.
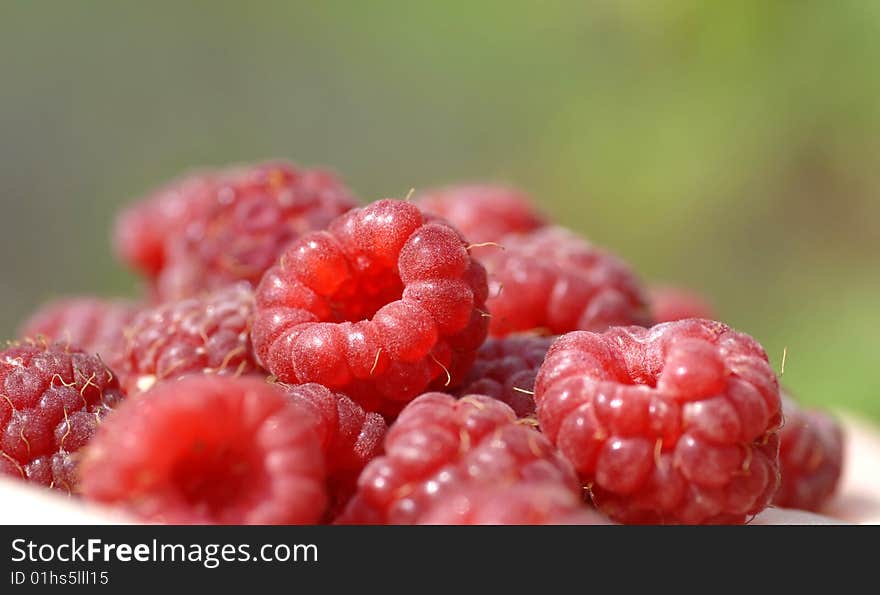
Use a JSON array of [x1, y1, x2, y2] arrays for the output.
[[2, 161, 845, 525]]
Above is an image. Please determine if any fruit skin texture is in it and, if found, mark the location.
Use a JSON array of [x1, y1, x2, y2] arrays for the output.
[[649, 285, 715, 323], [417, 482, 609, 525], [119, 283, 260, 395], [282, 383, 387, 517], [774, 394, 844, 511], [0, 341, 124, 492], [337, 393, 580, 524], [535, 319, 782, 524], [456, 334, 555, 417], [18, 298, 138, 368], [481, 226, 651, 337], [80, 376, 326, 525], [252, 199, 490, 416], [156, 162, 357, 300], [415, 184, 546, 249]]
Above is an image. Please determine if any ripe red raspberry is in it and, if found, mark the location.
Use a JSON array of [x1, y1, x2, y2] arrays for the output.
[[119, 283, 260, 395], [337, 393, 580, 524], [252, 199, 490, 416], [0, 341, 123, 492], [154, 161, 357, 300], [774, 394, 844, 511], [114, 170, 217, 279], [481, 227, 651, 337], [417, 482, 609, 525], [649, 285, 715, 323], [415, 184, 547, 248], [456, 335, 555, 417], [18, 298, 138, 368], [535, 319, 782, 524], [80, 376, 326, 524], [282, 383, 387, 517]]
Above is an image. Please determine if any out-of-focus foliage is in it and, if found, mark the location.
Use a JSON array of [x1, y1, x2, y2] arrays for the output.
[[1, 1, 878, 417]]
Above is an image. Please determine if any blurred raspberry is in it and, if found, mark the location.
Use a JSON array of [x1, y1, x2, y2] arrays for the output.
[[481, 227, 651, 337], [535, 319, 782, 524], [114, 170, 217, 278], [649, 285, 715, 323], [774, 394, 844, 511], [80, 376, 326, 524], [455, 334, 555, 417], [417, 482, 609, 525], [18, 298, 138, 368], [120, 283, 260, 394], [155, 161, 357, 300], [0, 340, 124, 492], [337, 393, 579, 524], [252, 199, 489, 416], [415, 184, 546, 252]]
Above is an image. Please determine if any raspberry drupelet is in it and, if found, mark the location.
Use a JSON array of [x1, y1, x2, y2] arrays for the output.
[[0, 340, 124, 492], [649, 285, 716, 323], [414, 184, 546, 250], [19, 298, 138, 368], [336, 393, 580, 524], [456, 334, 555, 418], [155, 162, 357, 300], [481, 227, 651, 337], [80, 376, 326, 524], [252, 199, 490, 416], [418, 482, 609, 525], [534, 319, 782, 524], [119, 283, 260, 395], [774, 394, 844, 511], [282, 383, 387, 517]]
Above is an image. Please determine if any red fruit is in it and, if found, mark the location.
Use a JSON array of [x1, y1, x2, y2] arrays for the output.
[[649, 285, 715, 323], [336, 393, 580, 524], [252, 199, 489, 416], [114, 170, 217, 278], [0, 340, 123, 492], [415, 184, 546, 248], [282, 383, 387, 517], [774, 394, 844, 511], [80, 376, 326, 524], [418, 482, 609, 525], [481, 227, 651, 337], [535, 319, 782, 524], [18, 298, 138, 368], [155, 162, 357, 300], [456, 334, 555, 417], [120, 283, 260, 395]]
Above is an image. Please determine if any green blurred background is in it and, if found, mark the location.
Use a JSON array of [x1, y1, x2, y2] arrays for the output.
[[1, 1, 878, 418]]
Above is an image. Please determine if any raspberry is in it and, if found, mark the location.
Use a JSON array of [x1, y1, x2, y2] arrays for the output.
[[649, 285, 715, 323], [415, 184, 546, 247], [456, 334, 555, 417], [417, 482, 609, 525], [80, 376, 326, 524], [534, 319, 782, 524], [282, 383, 387, 517], [0, 341, 123, 492], [154, 161, 357, 300], [252, 199, 489, 416], [774, 394, 844, 511], [481, 227, 651, 337], [336, 393, 580, 524], [120, 283, 260, 395], [114, 170, 217, 278], [18, 298, 138, 368]]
